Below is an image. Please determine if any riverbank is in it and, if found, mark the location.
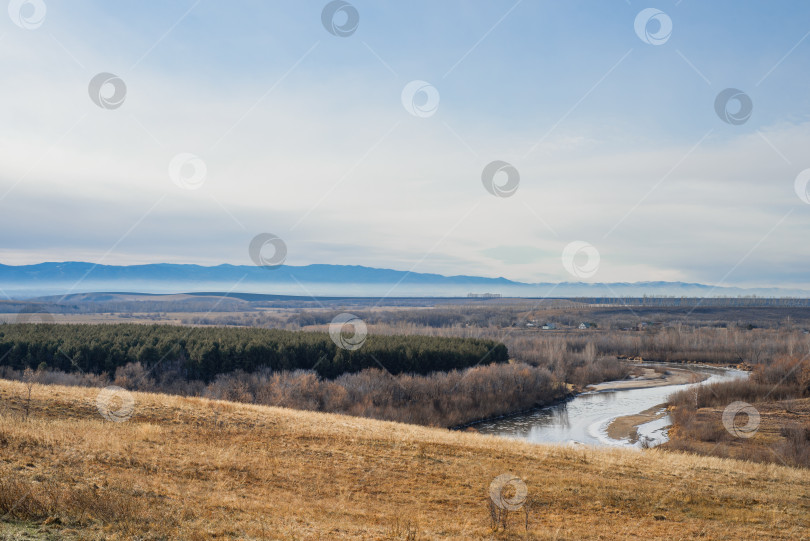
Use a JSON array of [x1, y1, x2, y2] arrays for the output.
[[475, 364, 740, 446], [606, 404, 668, 443], [664, 395, 810, 466], [450, 385, 576, 430], [597, 368, 712, 443], [662, 367, 810, 468], [586, 366, 708, 392], [456, 367, 690, 431]]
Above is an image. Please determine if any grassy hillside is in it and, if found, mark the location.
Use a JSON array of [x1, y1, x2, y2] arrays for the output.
[[0, 379, 808, 540]]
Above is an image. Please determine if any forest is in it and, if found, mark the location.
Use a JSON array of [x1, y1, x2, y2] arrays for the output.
[[0, 323, 507, 381]]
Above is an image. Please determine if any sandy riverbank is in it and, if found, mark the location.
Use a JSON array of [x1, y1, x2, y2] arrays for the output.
[[606, 404, 668, 443], [470, 367, 712, 438], [586, 366, 708, 392], [592, 367, 710, 443]]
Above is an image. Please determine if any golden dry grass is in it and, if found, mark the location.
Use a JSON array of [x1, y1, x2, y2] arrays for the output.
[[0, 379, 808, 540]]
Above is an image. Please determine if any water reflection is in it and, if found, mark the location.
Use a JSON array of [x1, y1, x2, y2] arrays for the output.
[[476, 365, 746, 448]]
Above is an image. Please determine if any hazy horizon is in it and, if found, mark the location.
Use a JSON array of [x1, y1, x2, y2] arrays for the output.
[[3, 259, 810, 300]]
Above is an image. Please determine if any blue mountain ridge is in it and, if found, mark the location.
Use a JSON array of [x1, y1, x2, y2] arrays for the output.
[[0, 262, 807, 298]]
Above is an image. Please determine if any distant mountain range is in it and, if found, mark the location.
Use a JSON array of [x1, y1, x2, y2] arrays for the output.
[[1, 261, 808, 298]]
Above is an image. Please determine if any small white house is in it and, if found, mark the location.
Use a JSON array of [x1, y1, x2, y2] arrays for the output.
[[541, 323, 557, 330], [578, 323, 588, 330]]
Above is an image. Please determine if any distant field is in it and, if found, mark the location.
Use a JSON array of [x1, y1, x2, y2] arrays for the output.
[[5, 292, 810, 331], [0, 379, 807, 539]]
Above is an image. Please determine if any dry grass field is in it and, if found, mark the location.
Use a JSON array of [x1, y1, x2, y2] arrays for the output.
[[0, 379, 808, 540]]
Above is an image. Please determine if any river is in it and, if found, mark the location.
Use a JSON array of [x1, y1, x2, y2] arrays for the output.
[[475, 364, 747, 448]]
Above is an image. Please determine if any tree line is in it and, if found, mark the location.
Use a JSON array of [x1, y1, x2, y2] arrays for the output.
[[0, 323, 508, 380], [575, 297, 810, 307]]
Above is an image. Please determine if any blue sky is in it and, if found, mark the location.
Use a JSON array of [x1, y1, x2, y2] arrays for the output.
[[1, 0, 810, 288]]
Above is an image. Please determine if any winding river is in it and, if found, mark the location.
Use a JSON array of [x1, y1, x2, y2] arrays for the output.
[[475, 364, 747, 448]]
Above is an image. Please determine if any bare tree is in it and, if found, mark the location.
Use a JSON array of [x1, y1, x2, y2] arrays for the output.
[[23, 367, 38, 419]]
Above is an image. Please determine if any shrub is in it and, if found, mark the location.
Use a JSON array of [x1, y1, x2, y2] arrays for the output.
[[777, 422, 810, 467], [202, 363, 567, 427]]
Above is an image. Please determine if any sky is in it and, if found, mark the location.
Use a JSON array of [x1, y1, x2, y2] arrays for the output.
[[1, 0, 810, 288]]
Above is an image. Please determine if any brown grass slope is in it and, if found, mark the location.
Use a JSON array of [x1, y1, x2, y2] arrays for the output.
[[0, 380, 808, 540]]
